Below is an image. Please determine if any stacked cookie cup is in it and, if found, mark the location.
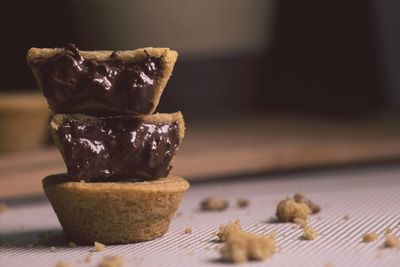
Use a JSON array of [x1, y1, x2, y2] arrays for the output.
[[27, 44, 189, 244]]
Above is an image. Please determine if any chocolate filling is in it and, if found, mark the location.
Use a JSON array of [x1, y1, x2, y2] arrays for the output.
[[56, 116, 180, 182], [31, 44, 164, 115]]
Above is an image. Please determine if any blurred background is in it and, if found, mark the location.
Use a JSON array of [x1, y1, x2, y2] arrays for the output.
[[1, 0, 400, 197]]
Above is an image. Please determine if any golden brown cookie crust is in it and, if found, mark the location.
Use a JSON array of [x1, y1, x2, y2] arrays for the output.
[[43, 174, 189, 244], [27, 47, 178, 115]]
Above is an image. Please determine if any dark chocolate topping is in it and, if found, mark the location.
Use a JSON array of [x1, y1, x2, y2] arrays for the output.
[[31, 44, 164, 115], [56, 116, 180, 182]]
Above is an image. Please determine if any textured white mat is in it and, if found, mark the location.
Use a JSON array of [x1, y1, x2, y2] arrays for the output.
[[1, 165, 400, 267]]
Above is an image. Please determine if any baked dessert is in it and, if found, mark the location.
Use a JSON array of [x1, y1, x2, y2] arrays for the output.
[[27, 44, 178, 115], [43, 174, 189, 244], [50, 112, 185, 182], [27, 44, 188, 244]]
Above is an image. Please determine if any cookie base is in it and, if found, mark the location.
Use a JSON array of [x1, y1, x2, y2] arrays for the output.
[[43, 174, 189, 244]]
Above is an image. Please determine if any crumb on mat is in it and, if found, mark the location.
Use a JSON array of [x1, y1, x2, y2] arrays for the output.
[[218, 219, 241, 242], [54, 261, 74, 267], [200, 197, 228, 211], [184, 227, 193, 234], [301, 226, 318, 240], [94, 241, 106, 251], [98, 256, 123, 267], [294, 217, 308, 228], [362, 232, 378, 243], [85, 252, 93, 263], [385, 227, 392, 234], [276, 197, 311, 222], [220, 231, 275, 263], [237, 198, 249, 208], [384, 234, 399, 248], [293, 193, 321, 214]]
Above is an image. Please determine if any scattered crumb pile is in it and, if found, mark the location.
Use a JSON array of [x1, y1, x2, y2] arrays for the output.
[[384, 234, 399, 248], [98, 256, 123, 267], [362, 232, 378, 242], [200, 197, 228, 211], [343, 214, 350, 221], [0, 203, 8, 213], [218, 219, 242, 242], [276, 193, 321, 222], [94, 241, 106, 251], [54, 261, 74, 267], [220, 231, 275, 263], [184, 227, 193, 234], [50, 246, 56, 252], [237, 198, 250, 208]]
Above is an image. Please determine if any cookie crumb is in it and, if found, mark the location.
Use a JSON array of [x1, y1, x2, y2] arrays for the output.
[[301, 226, 318, 240], [0, 203, 8, 213], [293, 217, 308, 228], [268, 231, 277, 239], [69, 241, 77, 248], [362, 232, 378, 242], [343, 214, 350, 221], [50, 246, 56, 252], [293, 193, 321, 214], [220, 231, 275, 263], [54, 261, 74, 267], [94, 241, 106, 251], [276, 197, 311, 222], [184, 227, 192, 234], [98, 256, 123, 267], [237, 198, 249, 208], [218, 219, 241, 242], [384, 234, 399, 248], [385, 227, 392, 234], [84, 252, 93, 263], [200, 197, 228, 211]]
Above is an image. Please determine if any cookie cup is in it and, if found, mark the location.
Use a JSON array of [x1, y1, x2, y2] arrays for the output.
[[43, 174, 189, 244]]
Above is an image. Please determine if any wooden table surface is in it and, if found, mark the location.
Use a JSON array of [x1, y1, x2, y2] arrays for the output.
[[1, 115, 400, 198]]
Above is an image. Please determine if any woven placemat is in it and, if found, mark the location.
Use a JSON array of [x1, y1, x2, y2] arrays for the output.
[[1, 165, 400, 266]]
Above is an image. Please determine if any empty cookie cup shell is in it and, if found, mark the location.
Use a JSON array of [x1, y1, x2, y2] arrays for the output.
[[43, 174, 189, 244]]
